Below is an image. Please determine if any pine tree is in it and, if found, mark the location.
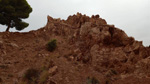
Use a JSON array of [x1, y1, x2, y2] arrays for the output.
[[0, 0, 32, 32]]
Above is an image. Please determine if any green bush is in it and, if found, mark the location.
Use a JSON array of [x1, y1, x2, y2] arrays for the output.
[[47, 39, 57, 52]]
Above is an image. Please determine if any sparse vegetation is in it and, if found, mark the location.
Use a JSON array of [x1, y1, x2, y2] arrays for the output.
[[22, 67, 50, 84], [39, 70, 49, 84], [1, 13, 150, 84], [86, 77, 100, 84], [47, 39, 57, 52], [23, 68, 39, 84]]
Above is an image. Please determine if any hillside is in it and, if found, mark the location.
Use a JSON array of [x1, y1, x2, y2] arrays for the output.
[[0, 13, 150, 84]]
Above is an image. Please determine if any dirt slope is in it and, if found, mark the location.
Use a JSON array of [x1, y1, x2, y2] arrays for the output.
[[0, 13, 150, 84]]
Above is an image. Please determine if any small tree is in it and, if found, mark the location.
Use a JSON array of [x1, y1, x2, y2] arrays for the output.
[[0, 0, 32, 32]]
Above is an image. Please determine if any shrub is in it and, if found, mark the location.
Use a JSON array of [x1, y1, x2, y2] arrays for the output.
[[47, 39, 57, 52], [86, 77, 100, 84], [23, 68, 39, 83]]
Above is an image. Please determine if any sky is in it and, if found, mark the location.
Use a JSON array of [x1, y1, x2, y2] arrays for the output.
[[0, 0, 150, 46]]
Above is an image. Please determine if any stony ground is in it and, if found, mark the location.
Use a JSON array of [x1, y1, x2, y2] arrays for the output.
[[0, 13, 150, 84]]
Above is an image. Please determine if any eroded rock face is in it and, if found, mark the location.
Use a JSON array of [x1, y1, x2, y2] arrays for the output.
[[45, 12, 149, 64], [45, 13, 150, 82]]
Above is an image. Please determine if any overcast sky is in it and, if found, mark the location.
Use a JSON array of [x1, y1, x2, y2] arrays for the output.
[[0, 0, 149, 46]]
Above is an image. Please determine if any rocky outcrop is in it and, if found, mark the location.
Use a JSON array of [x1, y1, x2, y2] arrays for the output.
[[44, 13, 150, 83]]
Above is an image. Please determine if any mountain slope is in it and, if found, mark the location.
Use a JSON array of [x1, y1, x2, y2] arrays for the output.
[[0, 13, 150, 84]]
